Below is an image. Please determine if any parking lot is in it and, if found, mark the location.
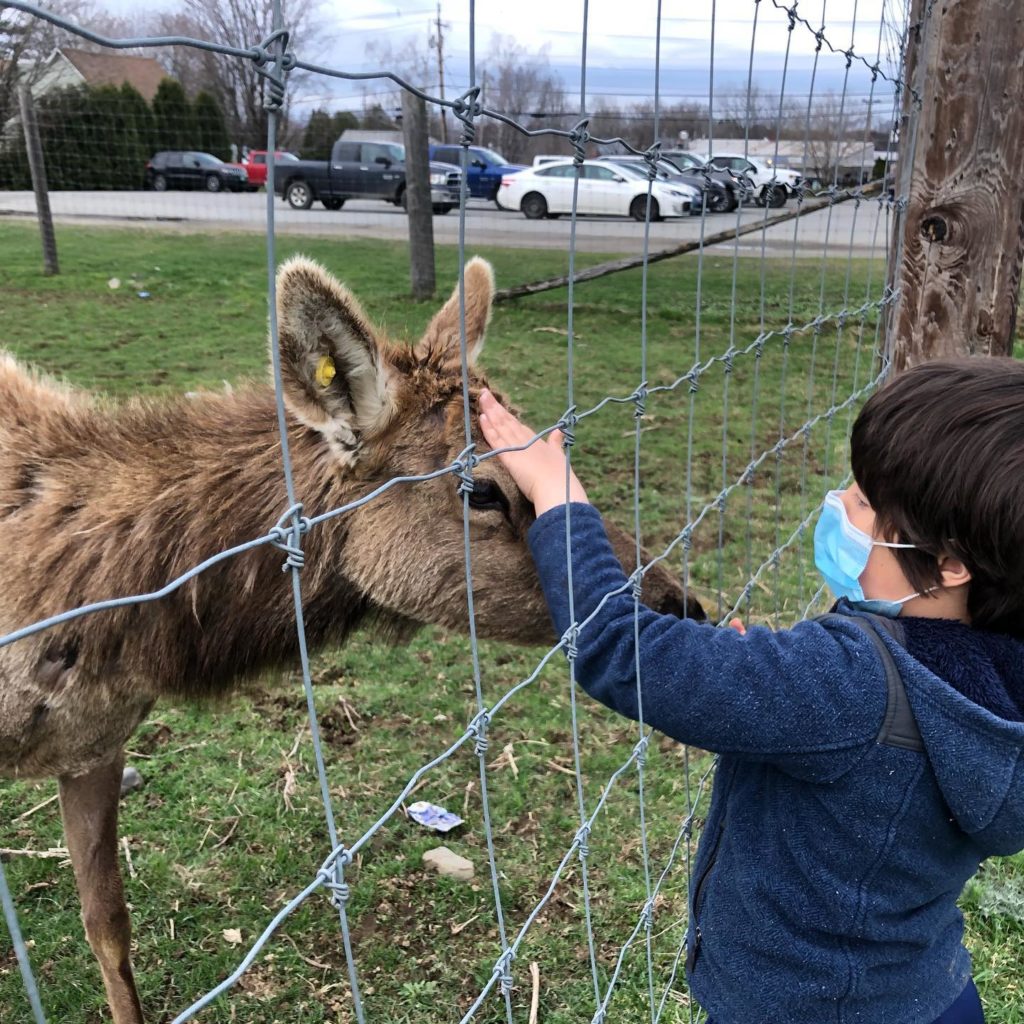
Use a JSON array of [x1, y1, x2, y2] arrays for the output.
[[0, 189, 892, 258]]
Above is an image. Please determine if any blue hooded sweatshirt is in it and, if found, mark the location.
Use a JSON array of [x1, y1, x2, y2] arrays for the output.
[[527, 503, 1024, 1024]]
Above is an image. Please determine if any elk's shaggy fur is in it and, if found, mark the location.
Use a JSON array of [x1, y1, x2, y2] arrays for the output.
[[0, 257, 700, 1023]]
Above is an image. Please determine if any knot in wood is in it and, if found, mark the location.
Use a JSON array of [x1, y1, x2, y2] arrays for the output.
[[920, 214, 948, 243]]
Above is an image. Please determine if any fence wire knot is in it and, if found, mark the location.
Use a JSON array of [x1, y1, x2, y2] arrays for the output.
[[454, 444, 479, 495], [493, 948, 515, 995], [558, 407, 578, 448], [324, 879, 351, 908], [575, 823, 591, 860], [252, 29, 295, 112], [269, 503, 311, 572], [450, 86, 482, 146], [569, 119, 591, 164], [562, 624, 580, 663], [640, 897, 655, 931], [470, 709, 491, 757], [634, 736, 649, 769], [641, 144, 662, 180], [629, 569, 645, 600], [632, 383, 648, 418]]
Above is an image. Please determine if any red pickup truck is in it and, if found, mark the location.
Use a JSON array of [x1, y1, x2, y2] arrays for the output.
[[236, 150, 300, 189]]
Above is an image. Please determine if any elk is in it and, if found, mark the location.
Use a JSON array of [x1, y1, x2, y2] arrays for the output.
[[0, 256, 703, 1023]]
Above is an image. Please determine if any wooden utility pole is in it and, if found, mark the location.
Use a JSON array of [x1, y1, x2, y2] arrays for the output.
[[17, 86, 59, 276], [432, 1, 448, 144], [887, 0, 1024, 370], [402, 90, 436, 300]]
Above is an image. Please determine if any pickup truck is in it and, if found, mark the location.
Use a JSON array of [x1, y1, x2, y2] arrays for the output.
[[274, 139, 462, 213], [428, 144, 526, 204]]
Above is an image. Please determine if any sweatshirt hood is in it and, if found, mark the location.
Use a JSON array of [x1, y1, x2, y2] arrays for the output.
[[882, 615, 1024, 855]]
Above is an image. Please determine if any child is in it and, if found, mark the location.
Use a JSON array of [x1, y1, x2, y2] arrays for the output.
[[478, 357, 1024, 1024]]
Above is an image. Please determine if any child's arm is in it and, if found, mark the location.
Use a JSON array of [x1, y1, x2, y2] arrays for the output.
[[480, 391, 887, 765]]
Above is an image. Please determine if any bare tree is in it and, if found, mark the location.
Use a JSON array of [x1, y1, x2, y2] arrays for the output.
[[477, 34, 566, 162], [802, 92, 874, 186], [147, 0, 324, 150]]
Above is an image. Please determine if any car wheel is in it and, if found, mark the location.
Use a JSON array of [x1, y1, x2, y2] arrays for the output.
[[398, 188, 408, 211], [322, 197, 344, 210], [708, 188, 731, 214], [205, 174, 222, 193], [432, 204, 453, 215], [768, 184, 787, 208], [521, 192, 547, 220], [285, 181, 313, 210], [153, 174, 168, 193], [630, 195, 660, 222], [490, 186, 501, 206]]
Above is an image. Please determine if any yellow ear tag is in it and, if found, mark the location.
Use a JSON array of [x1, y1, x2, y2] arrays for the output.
[[315, 355, 336, 389]]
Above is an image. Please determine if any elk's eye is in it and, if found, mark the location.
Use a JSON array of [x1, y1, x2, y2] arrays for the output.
[[466, 478, 510, 516]]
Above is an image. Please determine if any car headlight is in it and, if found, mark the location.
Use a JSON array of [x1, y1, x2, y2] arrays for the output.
[[430, 172, 448, 185]]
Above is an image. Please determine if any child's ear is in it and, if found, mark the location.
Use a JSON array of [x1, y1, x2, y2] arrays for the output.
[[938, 554, 972, 589], [274, 257, 396, 455]]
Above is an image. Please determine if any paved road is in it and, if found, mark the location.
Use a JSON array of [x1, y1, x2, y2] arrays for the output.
[[0, 189, 893, 259]]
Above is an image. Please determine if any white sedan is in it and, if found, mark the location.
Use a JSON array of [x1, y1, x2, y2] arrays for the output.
[[496, 159, 699, 221]]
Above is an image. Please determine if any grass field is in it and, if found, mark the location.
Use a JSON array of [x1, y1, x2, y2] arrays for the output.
[[1, 220, 1022, 1023]]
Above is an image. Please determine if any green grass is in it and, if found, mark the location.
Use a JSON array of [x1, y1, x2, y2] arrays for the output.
[[1, 221, 1022, 1023]]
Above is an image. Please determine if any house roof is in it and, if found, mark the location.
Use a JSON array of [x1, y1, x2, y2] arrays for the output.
[[59, 47, 168, 103]]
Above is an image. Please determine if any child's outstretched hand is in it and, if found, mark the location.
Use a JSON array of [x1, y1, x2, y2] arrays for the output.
[[478, 389, 589, 516]]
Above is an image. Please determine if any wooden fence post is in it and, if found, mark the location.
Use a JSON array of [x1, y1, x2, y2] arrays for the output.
[[402, 90, 435, 300], [17, 85, 59, 276], [887, 0, 1024, 370]]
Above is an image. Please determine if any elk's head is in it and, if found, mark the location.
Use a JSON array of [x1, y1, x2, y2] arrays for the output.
[[275, 256, 703, 645]]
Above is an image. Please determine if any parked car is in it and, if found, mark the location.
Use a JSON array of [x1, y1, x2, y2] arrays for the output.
[[595, 156, 736, 213], [661, 150, 755, 206], [496, 159, 697, 221], [428, 144, 526, 204], [144, 151, 250, 193], [274, 139, 462, 213], [706, 153, 802, 207], [237, 150, 300, 189]]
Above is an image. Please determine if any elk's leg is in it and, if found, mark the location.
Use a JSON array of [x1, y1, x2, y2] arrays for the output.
[[59, 754, 145, 1024]]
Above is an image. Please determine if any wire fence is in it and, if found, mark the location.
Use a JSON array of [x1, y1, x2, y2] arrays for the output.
[[1, 0, 917, 1020]]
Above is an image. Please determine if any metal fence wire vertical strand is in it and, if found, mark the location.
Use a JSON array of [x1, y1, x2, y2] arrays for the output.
[[633, 0, 665, 1017], [557, 0, 607, 1017], [452, 2, 518, 1019]]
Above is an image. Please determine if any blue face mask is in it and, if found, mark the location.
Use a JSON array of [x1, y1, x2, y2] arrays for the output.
[[813, 490, 922, 617]]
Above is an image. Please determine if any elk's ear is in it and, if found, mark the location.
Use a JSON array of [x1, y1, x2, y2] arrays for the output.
[[275, 257, 396, 452], [416, 257, 494, 366]]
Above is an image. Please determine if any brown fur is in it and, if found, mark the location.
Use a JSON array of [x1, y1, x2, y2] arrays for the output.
[[0, 257, 701, 1022]]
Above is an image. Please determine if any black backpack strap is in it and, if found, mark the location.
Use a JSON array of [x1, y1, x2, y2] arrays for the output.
[[815, 610, 923, 752]]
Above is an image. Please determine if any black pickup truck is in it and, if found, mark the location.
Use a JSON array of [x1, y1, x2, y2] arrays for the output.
[[274, 139, 463, 214]]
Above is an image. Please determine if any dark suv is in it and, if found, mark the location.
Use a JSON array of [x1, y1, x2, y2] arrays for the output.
[[144, 151, 249, 193]]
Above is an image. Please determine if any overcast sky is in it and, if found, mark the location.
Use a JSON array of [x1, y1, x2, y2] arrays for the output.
[[95, 0, 908, 119]]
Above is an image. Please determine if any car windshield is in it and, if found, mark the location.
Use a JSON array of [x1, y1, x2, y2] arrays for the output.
[[476, 148, 508, 165], [194, 153, 223, 167], [383, 143, 405, 161], [277, 152, 299, 162]]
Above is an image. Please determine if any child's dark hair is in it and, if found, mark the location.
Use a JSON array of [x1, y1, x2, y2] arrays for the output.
[[851, 357, 1024, 638]]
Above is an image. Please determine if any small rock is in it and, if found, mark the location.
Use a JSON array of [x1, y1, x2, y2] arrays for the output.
[[120, 765, 144, 798], [422, 846, 474, 882]]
